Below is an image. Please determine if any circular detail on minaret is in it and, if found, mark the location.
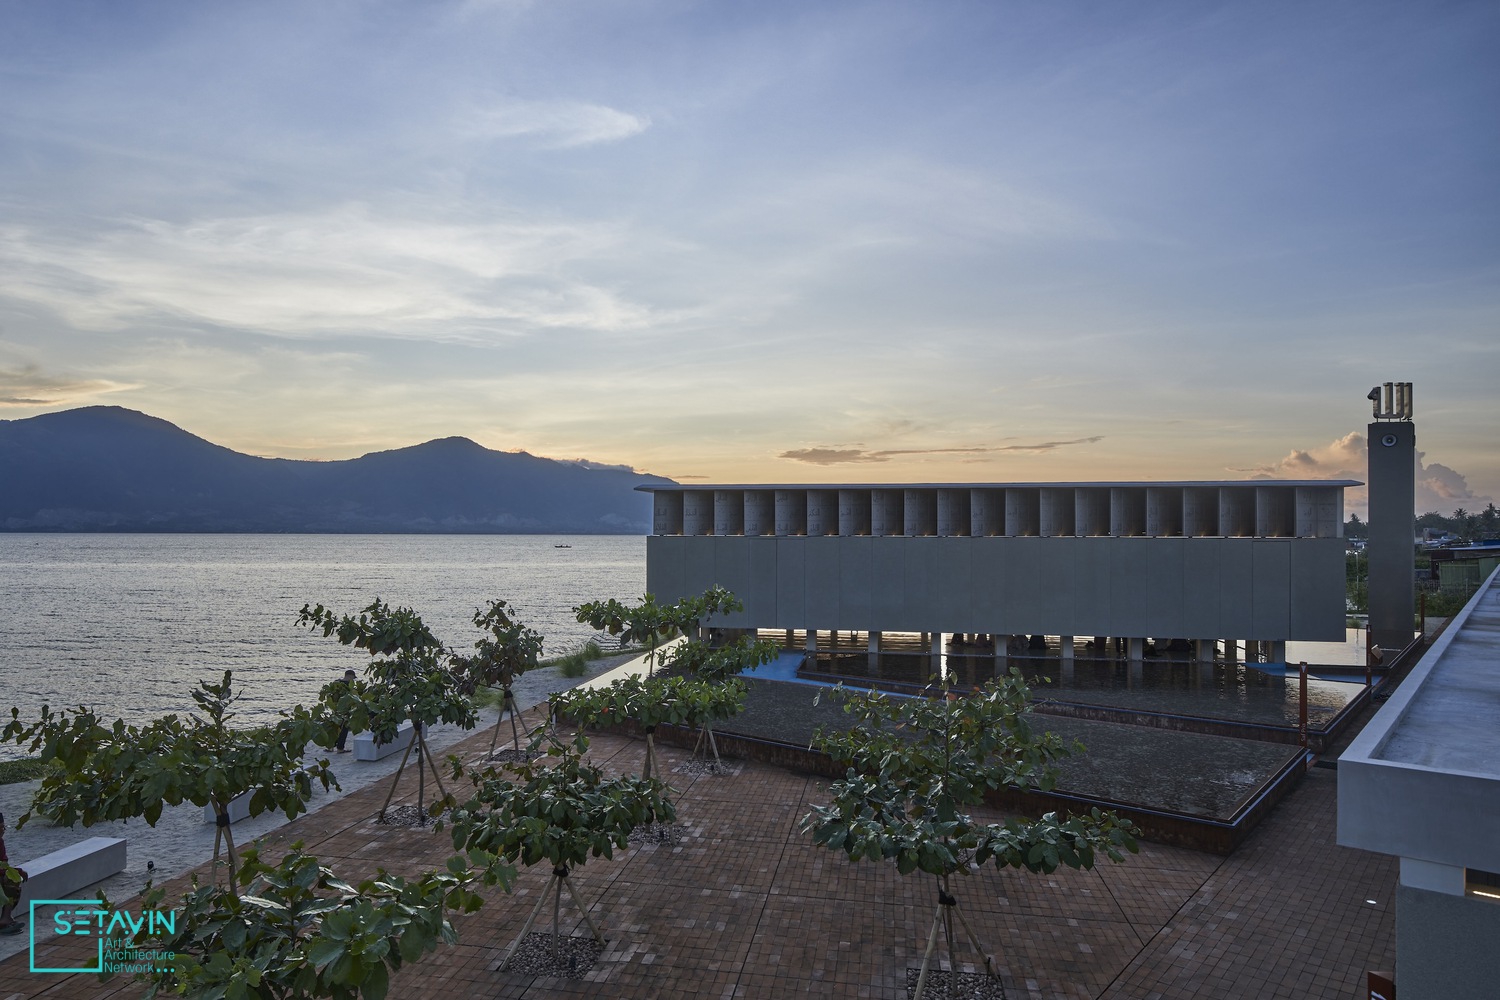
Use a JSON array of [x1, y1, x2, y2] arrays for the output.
[[1380, 433, 1398, 447]]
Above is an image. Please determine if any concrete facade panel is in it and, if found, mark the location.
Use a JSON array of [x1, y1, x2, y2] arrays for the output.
[[1252, 540, 1293, 638], [645, 534, 686, 602], [804, 537, 841, 624], [685, 536, 716, 597], [903, 538, 940, 630], [1395, 885, 1500, 1000], [1217, 540, 1255, 637], [1146, 538, 1186, 636], [742, 537, 778, 627], [871, 540, 907, 624], [774, 538, 806, 627], [1035, 536, 1076, 634], [840, 537, 873, 630], [1291, 538, 1347, 641], [936, 537, 974, 628], [1004, 537, 1047, 628], [709, 537, 753, 627], [1072, 539, 1112, 633], [1108, 538, 1151, 635], [1181, 540, 1221, 637], [651, 532, 1343, 641]]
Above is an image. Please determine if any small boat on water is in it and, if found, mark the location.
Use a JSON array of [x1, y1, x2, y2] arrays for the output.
[[554, 544, 572, 548]]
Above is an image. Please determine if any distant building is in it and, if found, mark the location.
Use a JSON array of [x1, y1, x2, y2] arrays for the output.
[[641, 479, 1354, 663]]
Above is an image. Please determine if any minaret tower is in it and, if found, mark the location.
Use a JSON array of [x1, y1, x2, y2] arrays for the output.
[[1366, 382, 1415, 651]]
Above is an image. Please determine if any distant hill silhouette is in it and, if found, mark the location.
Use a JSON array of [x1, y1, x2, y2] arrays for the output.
[[0, 407, 670, 533]]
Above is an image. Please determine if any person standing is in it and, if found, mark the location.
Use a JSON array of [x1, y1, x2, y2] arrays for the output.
[[334, 668, 358, 753], [0, 812, 27, 934]]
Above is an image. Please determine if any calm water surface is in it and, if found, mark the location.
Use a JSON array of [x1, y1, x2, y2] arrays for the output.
[[0, 534, 644, 752]]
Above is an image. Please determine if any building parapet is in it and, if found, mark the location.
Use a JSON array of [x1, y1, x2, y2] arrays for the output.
[[640, 481, 1357, 540]]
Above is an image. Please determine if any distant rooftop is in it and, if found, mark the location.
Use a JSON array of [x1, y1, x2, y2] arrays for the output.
[[638, 479, 1363, 491], [1339, 564, 1500, 871]]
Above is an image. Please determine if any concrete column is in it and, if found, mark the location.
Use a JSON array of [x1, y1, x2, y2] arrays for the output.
[[683, 490, 713, 535], [805, 630, 817, 652], [1295, 486, 1340, 538], [1256, 486, 1294, 537], [971, 489, 1003, 536], [1183, 487, 1219, 537], [1146, 487, 1183, 537], [714, 490, 744, 535], [1060, 638, 1075, 685], [904, 490, 937, 536], [1269, 640, 1286, 664], [806, 490, 837, 536], [996, 638, 1008, 673], [1219, 488, 1256, 537], [1110, 488, 1146, 536], [1369, 418, 1416, 649], [744, 490, 774, 536], [937, 490, 971, 536], [1127, 637, 1145, 663], [775, 490, 807, 536], [1005, 489, 1040, 536], [652, 492, 684, 535], [1224, 639, 1238, 662], [838, 490, 871, 536], [1194, 639, 1216, 663], [1040, 488, 1076, 536], [867, 630, 881, 676], [872, 490, 904, 536], [1075, 489, 1110, 536]]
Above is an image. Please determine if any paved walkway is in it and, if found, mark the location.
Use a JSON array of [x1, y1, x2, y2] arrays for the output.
[[0, 699, 1396, 1000]]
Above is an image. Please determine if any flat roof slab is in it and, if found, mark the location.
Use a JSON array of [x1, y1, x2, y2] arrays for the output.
[[1339, 567, 1500, 870]]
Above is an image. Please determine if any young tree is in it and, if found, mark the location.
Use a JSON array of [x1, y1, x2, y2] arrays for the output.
[[802, 671, 1138, 1000], [299, 599, 476, 823], [443, 729, 673, 968], [551, 674, 747, 782], [3, 672, 335, 892], [452, 599, 545, 757], [663, 634, 779, 766], [111, 843, 509, 1000], [574, 585, 741, 676]]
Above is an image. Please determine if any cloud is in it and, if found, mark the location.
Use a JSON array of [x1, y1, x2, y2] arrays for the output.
[[1414, 454, 1492, 515], [460, 97, 651, 149], [0, 365, 134, 407], [1235, 432, 1366, 480], [780, 437, 1105, 465], [0, 206, 669, 341], [1235, 431, 1493, 517]]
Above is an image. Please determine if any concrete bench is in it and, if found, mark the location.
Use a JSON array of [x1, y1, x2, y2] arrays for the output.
[[353, 721, 421, 761], [14, 837, 126, 908], [202, 767, 312, 824]]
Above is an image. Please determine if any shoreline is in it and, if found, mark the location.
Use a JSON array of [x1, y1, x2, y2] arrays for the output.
[[0, 649, 652, 964]]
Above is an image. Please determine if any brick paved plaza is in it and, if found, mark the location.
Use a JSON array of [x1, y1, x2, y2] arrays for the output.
[[0, 704, 1396, 1000]]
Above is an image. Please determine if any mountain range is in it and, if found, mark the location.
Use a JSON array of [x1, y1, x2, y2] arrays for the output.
[[0, 407, 670, 533]]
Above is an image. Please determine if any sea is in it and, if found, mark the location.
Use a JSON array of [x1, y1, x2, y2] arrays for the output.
[[0, 533, 645, 758]]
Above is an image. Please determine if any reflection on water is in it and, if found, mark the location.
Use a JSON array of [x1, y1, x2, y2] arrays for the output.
[[792, 630, 1370, 729]]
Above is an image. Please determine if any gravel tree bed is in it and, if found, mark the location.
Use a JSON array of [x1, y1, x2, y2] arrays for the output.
[[674, 758, 741, 776], [485, 748, 542, 765], [905, 967, 1008, 999], [375, 804, 434, 827], [497, 931, 604, 978], [627, 821, 687, 846]]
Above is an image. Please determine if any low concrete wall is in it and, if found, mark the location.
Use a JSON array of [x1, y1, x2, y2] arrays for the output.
[[16, 837, 127, 908]]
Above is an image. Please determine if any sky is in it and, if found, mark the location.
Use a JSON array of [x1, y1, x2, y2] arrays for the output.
[[1, 0, 1496, 517]]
